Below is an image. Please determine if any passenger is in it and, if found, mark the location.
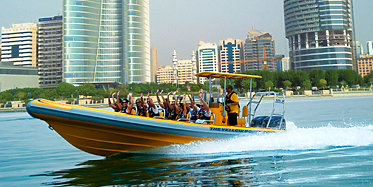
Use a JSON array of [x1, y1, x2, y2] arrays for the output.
[[188, 93, 199, 122], [135, 93, 147, 116], [177, 94, 188, 120], [225, 85, 239, 126], [158, 90, 172, 119], [108, 92, 120, 112], [188, 90, 211, 123], [146, 92, 159, 117], [155, 89, 164, 108], [168, 91, 179, 120], [117, 92, 134, 114], [197, 90, 211, 121]]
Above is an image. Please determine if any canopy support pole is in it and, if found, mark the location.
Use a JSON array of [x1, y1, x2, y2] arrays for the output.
[[247, 78, 253, 127], [222, 76, 227, 117], [209, 77, 212, 104]]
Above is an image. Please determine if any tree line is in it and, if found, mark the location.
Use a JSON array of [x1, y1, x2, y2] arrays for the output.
[[1, 69, 373, 104]]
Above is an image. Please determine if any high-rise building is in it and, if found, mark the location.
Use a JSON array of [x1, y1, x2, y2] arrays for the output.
[[276, 55, 285, 71], [172, 50, 178, 84], [243, 30, 276, 71], [1, 23, 38, 67], [284, 0, 354, 71], [282, 57, 290, 71], [38, 16, 63, 88], [367, 41, 373, 55], [156, 66, 174, 84], [150, 47, 158, 82], [63, 0, 150, 86], [219, 38, 243, 73], [355, 41, 364, 58], [197, 41, 218, 84], [357, 55, 373, 77]]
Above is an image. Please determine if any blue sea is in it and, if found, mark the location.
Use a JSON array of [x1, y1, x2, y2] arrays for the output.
[[1, 96, 373, 186]]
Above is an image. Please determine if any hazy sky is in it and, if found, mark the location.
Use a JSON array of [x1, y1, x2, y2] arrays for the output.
[[0, 0, 372, 66]]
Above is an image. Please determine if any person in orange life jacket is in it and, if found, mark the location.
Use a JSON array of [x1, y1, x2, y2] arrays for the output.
[[117, 91, 134, 114], [108, 92, 120, 112], [146, 92, 159, 117], [225, 85, 239, 126]]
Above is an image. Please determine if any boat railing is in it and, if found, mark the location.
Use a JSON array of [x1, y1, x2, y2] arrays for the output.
[[246, 91, 285, 129]]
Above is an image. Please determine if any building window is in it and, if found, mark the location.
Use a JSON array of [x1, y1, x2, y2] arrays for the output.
[[11, 45, 20, 58]]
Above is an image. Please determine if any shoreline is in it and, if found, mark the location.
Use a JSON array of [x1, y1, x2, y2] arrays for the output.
[[1, 92, 373, 113]]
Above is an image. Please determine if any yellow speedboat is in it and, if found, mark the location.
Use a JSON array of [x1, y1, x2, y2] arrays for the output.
[[26, 72, 286, 157]]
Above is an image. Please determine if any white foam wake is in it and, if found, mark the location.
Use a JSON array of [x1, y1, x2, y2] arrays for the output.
[[146, 122, 373, 155]]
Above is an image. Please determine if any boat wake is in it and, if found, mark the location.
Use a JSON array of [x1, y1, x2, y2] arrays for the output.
[[143, 122, 373, 155]]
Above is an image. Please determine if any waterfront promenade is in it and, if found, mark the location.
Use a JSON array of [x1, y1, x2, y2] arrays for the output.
[[2, 90, 373, 112]]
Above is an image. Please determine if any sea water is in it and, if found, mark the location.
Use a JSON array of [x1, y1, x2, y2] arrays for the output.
[[0, 96, 372, 186]]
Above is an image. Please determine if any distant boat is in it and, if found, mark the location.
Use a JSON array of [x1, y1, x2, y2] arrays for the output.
[[26, 72, 286, 157]]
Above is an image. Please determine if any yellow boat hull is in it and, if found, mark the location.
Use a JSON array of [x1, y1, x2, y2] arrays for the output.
[[27, 99, 282, 157]]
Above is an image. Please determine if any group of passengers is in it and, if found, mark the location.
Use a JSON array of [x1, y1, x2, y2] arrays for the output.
[[108, 89, 211, 123]]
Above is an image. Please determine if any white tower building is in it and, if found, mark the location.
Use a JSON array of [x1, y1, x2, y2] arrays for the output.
[[191, 50, 197, 84], [172, 49, 178, 84], [367, 41, 373, 55]]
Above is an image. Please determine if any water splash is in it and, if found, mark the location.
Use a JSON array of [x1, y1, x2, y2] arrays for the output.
[[146, 122, 373, 155]]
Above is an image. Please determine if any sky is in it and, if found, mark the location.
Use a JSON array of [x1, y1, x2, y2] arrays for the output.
[[0, 0, 372, 66]]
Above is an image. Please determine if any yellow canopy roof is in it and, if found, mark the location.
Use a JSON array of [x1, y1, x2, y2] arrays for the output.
[[195, 72, 262, 80]]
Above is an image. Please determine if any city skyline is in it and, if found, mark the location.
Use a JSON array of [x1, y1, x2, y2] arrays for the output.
[[0, 0, 372, 67]]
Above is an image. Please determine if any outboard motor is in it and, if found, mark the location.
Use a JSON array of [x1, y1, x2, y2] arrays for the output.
[[250, 116, 286, 130]]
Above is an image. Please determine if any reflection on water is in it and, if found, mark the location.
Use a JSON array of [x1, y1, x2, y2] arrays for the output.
[[43, 153, 284, 186]]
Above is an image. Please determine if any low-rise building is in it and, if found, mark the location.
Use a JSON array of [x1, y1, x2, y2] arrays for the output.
[[0, 63, 38, 92], [357, 55, 373, 77], [156, 66, 175, 84]]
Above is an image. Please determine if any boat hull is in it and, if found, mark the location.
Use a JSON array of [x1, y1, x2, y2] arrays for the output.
[[26, 99, 282, 156]]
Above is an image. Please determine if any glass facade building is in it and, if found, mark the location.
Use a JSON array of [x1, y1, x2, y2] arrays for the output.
[[63, 0, 150, 85], [243, 30, 276, 71], [219, 38, 243, 74], [284, 0, 354, 71], [197, 41, 218, 84]]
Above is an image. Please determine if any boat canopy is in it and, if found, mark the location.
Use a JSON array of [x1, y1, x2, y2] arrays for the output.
[[195, 72, 262, 80]]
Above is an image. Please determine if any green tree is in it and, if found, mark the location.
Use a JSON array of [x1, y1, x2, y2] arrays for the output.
[[241, 78, 257, 91], [309, 69, 325, 87], [340, 80, 347, 87], [302, 80, 312, 89], [56, 82, 76, 99], [264, 81, 274, 90], [78, 83, 96, 97], [325, 69, 338, 87], [282, 80, 292, 89], [319, 79, 327, 89], [16, 91, 27, 101]]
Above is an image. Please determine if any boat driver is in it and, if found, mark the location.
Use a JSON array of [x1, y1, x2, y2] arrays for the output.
[[225, 85, 239, 126]]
